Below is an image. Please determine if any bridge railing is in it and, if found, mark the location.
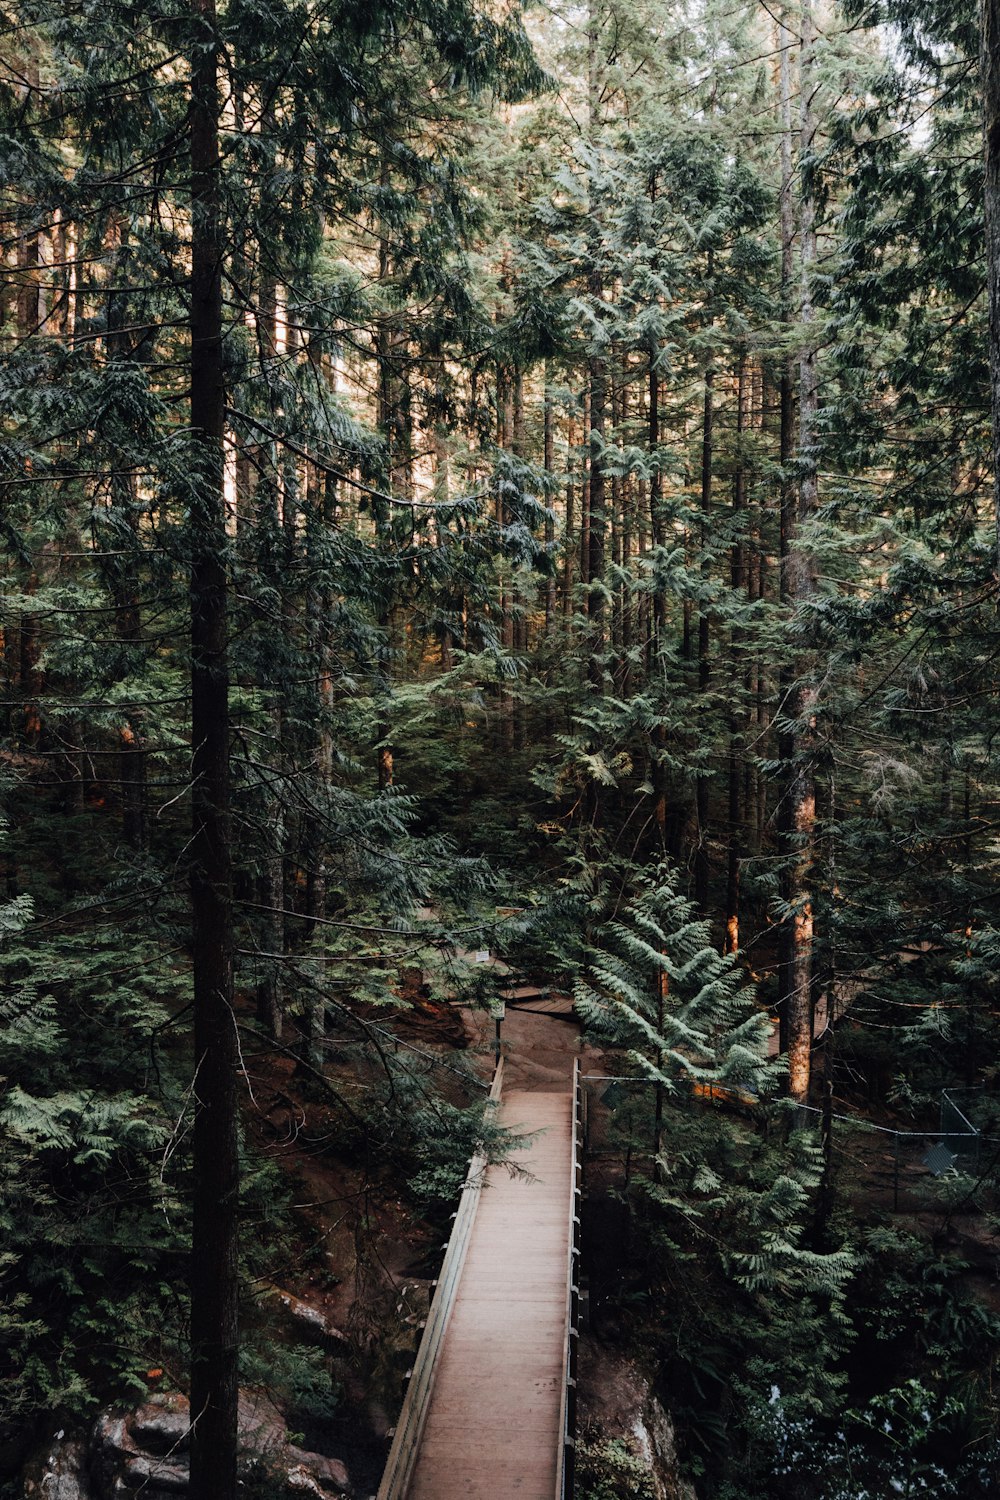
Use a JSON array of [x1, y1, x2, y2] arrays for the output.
[[376, 1054, 505, 1500], [555, 1055, 582, 1500]]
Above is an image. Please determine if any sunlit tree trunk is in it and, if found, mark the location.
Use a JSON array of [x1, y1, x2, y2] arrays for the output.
[[786, 0, 819, 1104], [776, 3, 797, 1061]]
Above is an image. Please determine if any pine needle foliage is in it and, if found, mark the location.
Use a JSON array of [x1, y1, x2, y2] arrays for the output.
[[571, 868, 855, 1488]]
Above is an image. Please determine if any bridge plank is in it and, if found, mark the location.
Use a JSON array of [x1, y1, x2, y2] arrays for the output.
[[406, 1088, 574, 1500]]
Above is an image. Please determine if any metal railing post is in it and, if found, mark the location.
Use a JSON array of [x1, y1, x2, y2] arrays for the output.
[[554, 1057, 582, 1500]]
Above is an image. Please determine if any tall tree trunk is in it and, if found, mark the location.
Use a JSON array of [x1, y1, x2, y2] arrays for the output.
[[374, 167, 405, 785], [498, 368, 516, 750], [776, 4, 797, 1060], [544, 375, 556, 636], [188, 4, 239, 1495], [13, 52, 42, 752], [694, 345, 714, 913], [786, 0, 819, 1105], [579, 388, 591, 596], [254, 262, 284, 1038], [588, 345, 607, 683], [620, 356, 634, 690], [648, 340, 669, 843], [610, 360, 622, 664], [649, 343, 664, 651], [563, 414, 577, 622], [105, 216, 148, 852], [983, 0, 1000, 575], [726, 357, 748, 954], [586, 0, 606, 687], [512, 370, 527, 748]]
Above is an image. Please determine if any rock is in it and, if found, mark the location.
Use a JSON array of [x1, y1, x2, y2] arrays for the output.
[[268, 1286, 349, 1346], [121, 1454, 189, 1492], [578, 1337, 695, 1500], [237, 1390, 287, 1456], [22, 1436, 93, 1500], [83, 1393, 355, 1499], [285, 1467, 326, 1496], [364, 1401, 392, 1442], [286, 1449, 351, 1494], [632, 1388, 697, 1500], [130, 1403, 190, 1457]]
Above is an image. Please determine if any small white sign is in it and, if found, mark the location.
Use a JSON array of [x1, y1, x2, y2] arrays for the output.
[[474, 950, 490, 964]]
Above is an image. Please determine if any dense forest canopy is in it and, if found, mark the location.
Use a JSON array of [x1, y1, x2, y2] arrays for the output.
[[4, 0, 1000, 1495]]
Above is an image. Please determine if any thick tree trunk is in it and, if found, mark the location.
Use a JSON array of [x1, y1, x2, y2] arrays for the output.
[[13, 55, 42, 752], [982, 0, 1000, 575], [188, 4, 239, 1496], [254, 268, 284, 1037], [776, 3, 797, 1061]]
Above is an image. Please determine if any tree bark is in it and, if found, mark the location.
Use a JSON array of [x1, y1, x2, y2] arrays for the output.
[[544, 375, 556, 635], [105, 216, 148, 852], [776, 3, 797, 1062], [188, 3, 239, 1495], [588, 345, 607, 678], [694, 356, 714, 913], [563, 415, 577, 621], [982, 0, 1000, 575], [726, 357, 748, 954], [786, 0, 819, 1105], [648, 343, 664, 649]]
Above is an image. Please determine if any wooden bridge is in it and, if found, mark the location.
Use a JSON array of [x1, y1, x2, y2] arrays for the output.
[[377, 1035, 581, 1500]]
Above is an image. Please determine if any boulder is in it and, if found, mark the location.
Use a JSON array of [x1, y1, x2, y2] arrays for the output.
[[121, 1454, 189, 1493], [267, 1286, 348, 1347], [22, 1435, 93, 1500], [87, 1393, 354, 1498], [286, 1450, 350, 1494], [130, 1404, 190, 1457]]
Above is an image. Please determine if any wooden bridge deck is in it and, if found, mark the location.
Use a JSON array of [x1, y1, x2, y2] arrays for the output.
[[406, 1088, 575, 1500]]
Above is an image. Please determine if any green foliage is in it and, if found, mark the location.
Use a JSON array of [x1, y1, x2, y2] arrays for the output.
[[575, 866, 773, 1099], [729, 1378, 1000, 1500], [5, 0, 1000, 1490], [561, 867, 856, 1486], [0, 897, 189, 1428], [577, 1436, 658, 1500]]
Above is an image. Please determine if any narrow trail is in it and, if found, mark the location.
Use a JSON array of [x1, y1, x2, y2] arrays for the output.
[[407, 1086, 574, 1499], [381, 1009, 580, 1500]]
